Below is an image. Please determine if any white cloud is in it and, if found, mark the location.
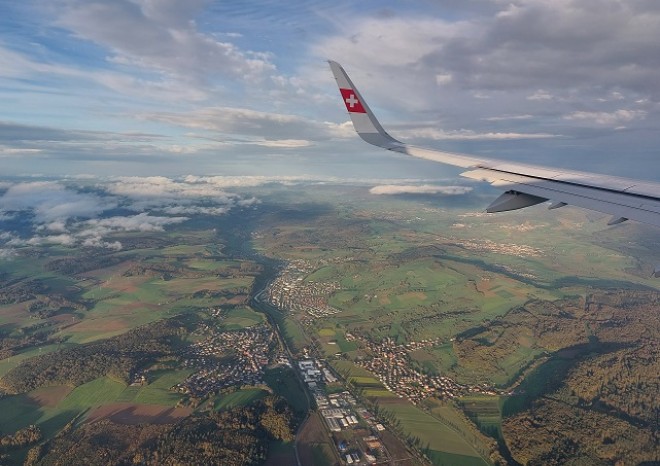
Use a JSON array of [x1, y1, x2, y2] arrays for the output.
[[81, 237, 123, 251], [82, 213, 188, 234], [138, 106, 342, 143], [26, 234, 76, 247], [398, 128, 557, 141], [54, 0, 277, 91], [0, 181, 116, 223], [38, 220, 69, 233], [435, 74, 453, 86], [563, 109, 647, 126], [526, 90, 554, 101], [0, 248, 16, 259], [0, 146, 42, 155], [369, 184, 473, 196], [0, 176, 263, 252], [483, 115, 534, 122], [254, 139, 312, 148]]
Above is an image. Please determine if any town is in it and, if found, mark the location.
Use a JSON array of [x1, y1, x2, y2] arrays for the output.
[[352, 335, 500, 404], [265, 261, 501, 404], [176, 315, 280, 398], [264, 259, 341, 321]]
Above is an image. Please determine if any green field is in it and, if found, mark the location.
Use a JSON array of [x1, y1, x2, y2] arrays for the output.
[[0, 370, 192, 440], [263, 367, 309, 414], [0, 377, 126, 438], [379, 400, 489, 466], [0, 393, 45, 433], [132, 370, 191, 405], [214, 388, 267, 410], [222, 306, 265, 330], [58, 376, 127, 410], [459, 395, 502, 438], [318, 328, 335, 337], [0, 344, 62, 378]]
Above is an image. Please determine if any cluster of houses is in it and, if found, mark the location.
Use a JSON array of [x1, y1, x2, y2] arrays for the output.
[[357, 336, 499, 404], [447, 235, 543, 258], [265, 260, 341, 320], [176, 324, 275, 397]]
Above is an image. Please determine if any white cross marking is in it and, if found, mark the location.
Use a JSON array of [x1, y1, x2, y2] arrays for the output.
[[345, 93, 359, 108]]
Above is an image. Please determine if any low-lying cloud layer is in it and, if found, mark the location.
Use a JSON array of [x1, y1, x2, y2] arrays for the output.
[[0, 175, 481, 256], [0, 176, 264, 253]]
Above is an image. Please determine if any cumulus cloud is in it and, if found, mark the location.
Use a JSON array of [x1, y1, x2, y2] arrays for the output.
[[311, 0, 660, 169], [6, 212, 187, 252], [101, 176, 239, 212], [369, 184, 473, 196], [0, 248, 17, 259], [0, 181, 116, 223], [0, 176, 262, 253], [81, 213, 188, 234], [54, 0, 276, 91]]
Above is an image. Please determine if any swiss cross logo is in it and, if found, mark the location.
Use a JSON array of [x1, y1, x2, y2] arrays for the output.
[[340, 88, 366, 113]]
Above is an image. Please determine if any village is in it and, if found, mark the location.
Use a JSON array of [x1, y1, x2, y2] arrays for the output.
[[352, 335, 501, 404], [175, 321, 279, 398], [265, 260, 501, 405], [264, 259, 341, 321]]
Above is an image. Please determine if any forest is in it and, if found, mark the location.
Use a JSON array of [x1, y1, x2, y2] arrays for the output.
[[0, 318, 190, 394], [27, 396, 293, 466]]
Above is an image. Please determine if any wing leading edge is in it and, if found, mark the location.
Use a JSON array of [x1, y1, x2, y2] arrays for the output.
[[328, 60, 660, 227]]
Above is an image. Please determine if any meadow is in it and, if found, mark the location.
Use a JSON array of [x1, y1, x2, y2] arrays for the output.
[[378, 399, 489, 466]]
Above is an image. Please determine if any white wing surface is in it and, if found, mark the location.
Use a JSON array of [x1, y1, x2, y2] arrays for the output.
[[328, 60, 660, 227]]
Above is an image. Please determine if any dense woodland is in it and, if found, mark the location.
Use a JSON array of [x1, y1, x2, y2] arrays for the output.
[[0, 318, 190, 393], [0, 280, 47, 305], [499, 291, 660, 465], [0, 425, 42, 451], [44, 255, 129, 276], [28, 396, 293, 466]]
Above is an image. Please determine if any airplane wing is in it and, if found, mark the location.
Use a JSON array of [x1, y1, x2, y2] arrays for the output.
[[328, 60, 660, 227]]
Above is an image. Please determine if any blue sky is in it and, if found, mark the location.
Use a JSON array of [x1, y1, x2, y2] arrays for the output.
[[2, 0, 660, 180]]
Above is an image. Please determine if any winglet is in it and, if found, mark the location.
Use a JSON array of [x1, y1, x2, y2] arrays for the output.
[[328, 60, 402, 149]]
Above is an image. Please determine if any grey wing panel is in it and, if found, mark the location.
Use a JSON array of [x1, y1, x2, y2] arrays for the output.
[[461, 168, 660, 227]]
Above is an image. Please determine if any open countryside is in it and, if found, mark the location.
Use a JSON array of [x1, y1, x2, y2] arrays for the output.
[[0, 182, 657, 465]]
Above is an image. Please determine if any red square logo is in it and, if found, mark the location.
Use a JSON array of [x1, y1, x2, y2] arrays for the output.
[[340, 88, 366, 113]]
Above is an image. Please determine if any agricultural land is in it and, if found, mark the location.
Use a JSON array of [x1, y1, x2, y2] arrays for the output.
[[0, 180, 657, 466]]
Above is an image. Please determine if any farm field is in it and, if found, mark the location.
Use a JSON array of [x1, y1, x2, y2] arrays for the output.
[[214, 388, 268, 410], [379, 399, 489, 466], [458, 395, 502, 438]]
